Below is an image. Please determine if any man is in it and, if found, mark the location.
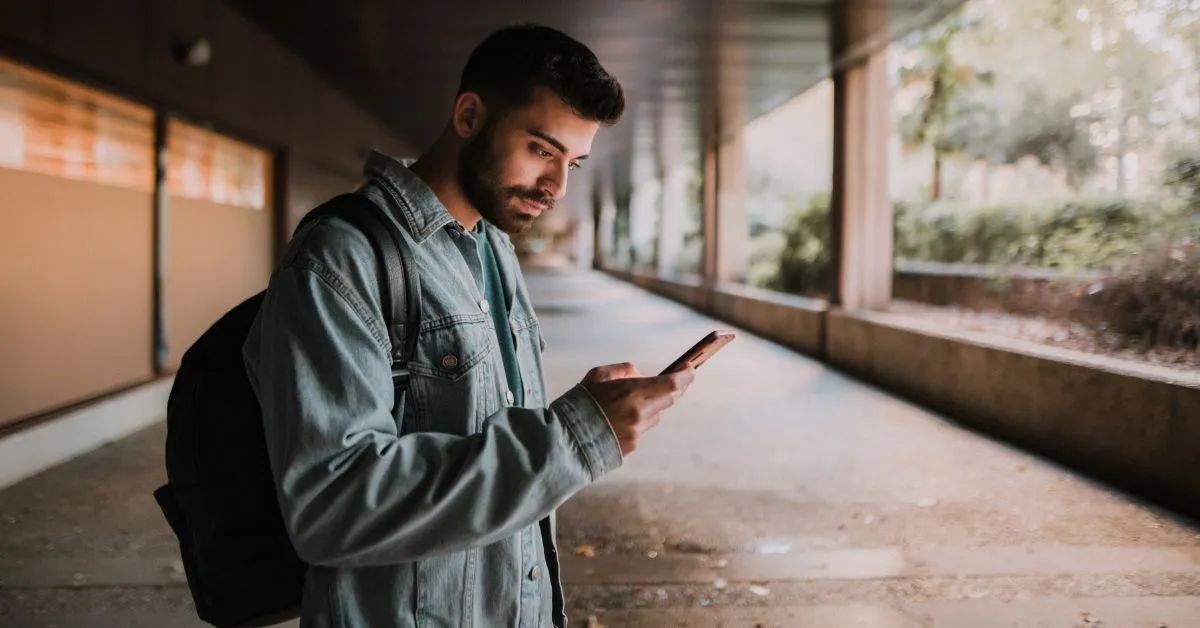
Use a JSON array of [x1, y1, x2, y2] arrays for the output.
[[243, 23, 694, 628]]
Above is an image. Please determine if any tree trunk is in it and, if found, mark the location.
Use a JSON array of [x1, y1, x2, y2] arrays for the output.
[[932, 148, 944, 201], [1116, 112, 1128, 196]]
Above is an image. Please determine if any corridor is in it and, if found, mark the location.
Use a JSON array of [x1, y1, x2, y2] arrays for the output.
[[1, 267, 1198, 627]]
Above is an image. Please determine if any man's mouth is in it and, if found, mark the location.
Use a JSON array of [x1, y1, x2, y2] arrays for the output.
[[517, 196, 552, 214]]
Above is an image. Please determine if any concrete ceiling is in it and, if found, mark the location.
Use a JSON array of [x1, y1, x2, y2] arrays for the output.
[[227, 0, 965, 167]]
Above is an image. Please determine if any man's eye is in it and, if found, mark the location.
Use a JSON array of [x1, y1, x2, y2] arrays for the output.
[[533, 146, 553, 159], [568, 162, 581, 171]]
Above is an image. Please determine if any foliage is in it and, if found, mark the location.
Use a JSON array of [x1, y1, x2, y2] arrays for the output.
[[750, 195, 1189, 296], [1164, 153, 1200, 211], [761, 194, 834, 296], [893, 0, 1182, 197], [993, 87, 1101, 189], [896, 8, 990, 152], [1083, 227, 1200, 349], [894, 198, 1157, 271]]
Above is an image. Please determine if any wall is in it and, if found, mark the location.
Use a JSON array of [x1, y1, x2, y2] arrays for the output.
[[609, 270, 827, 358], [0, 0, 414, 218], [0, 168, 155, 427], [608, 269, 1200, 522], [825, 309, 1200, 521], [165, 197, 274, 368], [893, 263, 1102, 318], [0, 0, 415, 428]]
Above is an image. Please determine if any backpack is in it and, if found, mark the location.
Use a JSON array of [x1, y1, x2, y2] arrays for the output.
[[152, 192, 421, 628]]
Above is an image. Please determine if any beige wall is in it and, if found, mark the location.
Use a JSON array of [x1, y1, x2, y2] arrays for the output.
[[0, 0, 418, 428], [0, 0, 412, 178], [284, 161, 360, 239], [165, 197, 275, 368], [0, 167, 154, 427]]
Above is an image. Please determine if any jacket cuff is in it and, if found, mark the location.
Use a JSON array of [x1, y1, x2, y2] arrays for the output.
[[551, 384, 623, 482]]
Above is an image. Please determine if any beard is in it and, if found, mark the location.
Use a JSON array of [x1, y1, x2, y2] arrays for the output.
[[457, 122, 553, 235]]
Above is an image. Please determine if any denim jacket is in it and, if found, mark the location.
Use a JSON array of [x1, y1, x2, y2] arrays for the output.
[[242, 151, 623, 627]]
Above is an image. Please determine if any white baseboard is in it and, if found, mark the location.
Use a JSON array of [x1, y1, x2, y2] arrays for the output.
[[0, 378, 174, 492]]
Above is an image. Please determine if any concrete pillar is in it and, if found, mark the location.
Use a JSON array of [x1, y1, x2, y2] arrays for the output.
[[627, 116, 660, 271], [701, 8, 750, 286], [656, 163, 689, 277], [714, 134, 747, 283], [593, 165, 617, 269], [656, 101, 687, 278], [702, 136, 719, 281], [831, 30, 892, 310]]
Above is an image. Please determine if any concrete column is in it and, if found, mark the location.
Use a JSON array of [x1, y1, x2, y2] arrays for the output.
[[714, 134, 747, 283], [627, 119, 660, 271], [656, 101, 687, 278], [593, 165, 617, 269], [831, 47, 892, 310], [702, 138, 719, 281], [701, 9, 750, 286], [656, 163, 689, 277]]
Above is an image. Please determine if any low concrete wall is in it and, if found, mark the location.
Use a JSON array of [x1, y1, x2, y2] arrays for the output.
[[605, 268, 1200, 521], [0, 377, 173, 492], [825, 310, 1200, 520], [894, 262, 1101, 317], [605, 270, 825, 358]]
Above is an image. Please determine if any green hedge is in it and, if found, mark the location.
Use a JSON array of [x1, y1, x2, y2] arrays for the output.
[[751, 194, 1188, 296]]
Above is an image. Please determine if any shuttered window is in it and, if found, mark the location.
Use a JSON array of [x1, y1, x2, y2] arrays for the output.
[[0, 57, 154, 192], [167, 119, 269, 210]]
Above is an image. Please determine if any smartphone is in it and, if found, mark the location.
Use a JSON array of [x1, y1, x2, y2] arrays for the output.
[[660, 330, 736, 375]]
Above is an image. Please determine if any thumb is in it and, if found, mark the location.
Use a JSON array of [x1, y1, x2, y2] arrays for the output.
[[585, 362, 640, 383]]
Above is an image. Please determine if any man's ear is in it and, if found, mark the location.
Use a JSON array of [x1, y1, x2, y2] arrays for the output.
[[452, 92, 487, 139]]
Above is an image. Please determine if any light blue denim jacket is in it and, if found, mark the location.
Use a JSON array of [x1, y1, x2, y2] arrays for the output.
[[242, 151, 623, 627]]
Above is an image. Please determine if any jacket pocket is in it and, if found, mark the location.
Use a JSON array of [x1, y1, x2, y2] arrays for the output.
[[407, 312, 497, 435]]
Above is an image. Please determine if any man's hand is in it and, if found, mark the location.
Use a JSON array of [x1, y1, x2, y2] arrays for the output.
[[581, 362, 695, 455]]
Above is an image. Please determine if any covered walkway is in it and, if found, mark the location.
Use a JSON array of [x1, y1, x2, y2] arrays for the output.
[[2, 265, 1198, 627]]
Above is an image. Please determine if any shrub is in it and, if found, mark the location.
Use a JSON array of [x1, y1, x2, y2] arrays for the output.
[[754, 193, 1196, 352], [761, 193, 833, 296], [1083, 228, 1200, 350], [893, 198, 1153, 270]]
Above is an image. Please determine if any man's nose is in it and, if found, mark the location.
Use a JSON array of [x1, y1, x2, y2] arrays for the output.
[[540, 163, 569, 200]]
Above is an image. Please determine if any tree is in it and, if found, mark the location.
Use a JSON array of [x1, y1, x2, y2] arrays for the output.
[[997, 87, 1101, 190], [897, 0, 1179, 197], [895, 6, 991, 201]]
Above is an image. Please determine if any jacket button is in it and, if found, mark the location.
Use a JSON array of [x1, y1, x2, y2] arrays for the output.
[[442, 354, 458, 369], [530, 566, 541, 581], [479, 299, 490, 314], [505, 390, 515, 404]]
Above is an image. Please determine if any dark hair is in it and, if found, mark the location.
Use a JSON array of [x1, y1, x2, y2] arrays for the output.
[[458, 23, 625, 125]]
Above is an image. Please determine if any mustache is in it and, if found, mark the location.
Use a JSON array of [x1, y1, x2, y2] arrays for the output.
[[508, 187, 554, 209]]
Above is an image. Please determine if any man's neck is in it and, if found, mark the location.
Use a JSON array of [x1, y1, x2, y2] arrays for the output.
[[407, 139, 481, 231]]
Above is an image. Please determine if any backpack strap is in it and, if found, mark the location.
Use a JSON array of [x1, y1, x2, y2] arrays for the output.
[[295, 193, 422, 395]]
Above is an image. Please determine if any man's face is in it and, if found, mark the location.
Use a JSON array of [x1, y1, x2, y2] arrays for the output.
[[458, 86, 599, 234]]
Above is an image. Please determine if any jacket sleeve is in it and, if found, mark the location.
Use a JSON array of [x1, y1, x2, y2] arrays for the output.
[[243, 258, 623, 568]]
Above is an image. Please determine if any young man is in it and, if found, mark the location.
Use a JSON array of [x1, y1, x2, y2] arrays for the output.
[[243, 23, 695, 627]]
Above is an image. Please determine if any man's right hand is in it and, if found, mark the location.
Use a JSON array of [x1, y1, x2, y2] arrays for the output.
[[580, 363, 695, 455]]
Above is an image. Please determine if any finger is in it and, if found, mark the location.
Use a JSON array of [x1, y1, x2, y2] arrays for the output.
[[640, 369, 695, 397], [642, 392, 677, 416]]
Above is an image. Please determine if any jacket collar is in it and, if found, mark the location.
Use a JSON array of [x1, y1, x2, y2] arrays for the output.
[[361, 150, 456, 243], [361, 150, 518, 254]]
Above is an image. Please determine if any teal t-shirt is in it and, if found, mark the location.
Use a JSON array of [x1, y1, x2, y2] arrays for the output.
[[473, 229, 524, 406]]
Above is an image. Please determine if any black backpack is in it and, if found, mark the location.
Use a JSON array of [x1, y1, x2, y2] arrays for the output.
[[152, 193, 421, 628]]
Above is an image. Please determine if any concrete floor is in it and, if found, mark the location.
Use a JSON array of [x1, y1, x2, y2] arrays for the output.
[[2, 266, 1199, 627]]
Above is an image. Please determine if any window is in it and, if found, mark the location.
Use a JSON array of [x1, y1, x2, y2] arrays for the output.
[[0, 57, 154, 192], [167, 119, 270, 210]]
